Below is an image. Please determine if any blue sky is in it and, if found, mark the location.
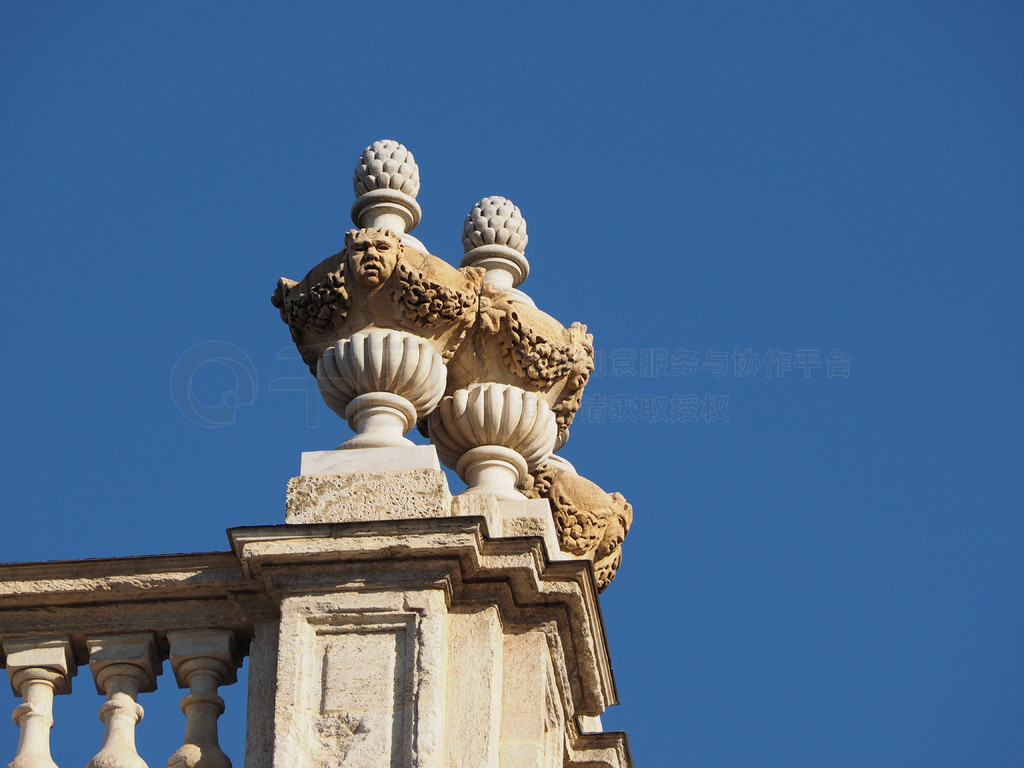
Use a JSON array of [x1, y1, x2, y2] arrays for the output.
[[2, 2, 1022, 765]]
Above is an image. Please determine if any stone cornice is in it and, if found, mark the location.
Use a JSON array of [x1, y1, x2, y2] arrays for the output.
[[0, 551, 268, 669], [228, 517, 619, 716]]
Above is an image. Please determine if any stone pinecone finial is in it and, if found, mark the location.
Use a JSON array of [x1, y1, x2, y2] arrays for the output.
[[353, 140, 420, 198], [351, 140, 422, 234], [462, 196, 527, 254], [460, 196, 530, 293]]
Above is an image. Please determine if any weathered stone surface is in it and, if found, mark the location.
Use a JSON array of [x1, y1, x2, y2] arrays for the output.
[[268, 589, 446, 768], [521, 459, 634, 592], [499, 629, 563, 767], [271, 228, 484, 375], [444, 606, 502, 766], [230, 518, 630, 767], [284, 469, 452, 524], [450, 491, 501, 535], [0, 505, 631, 768]]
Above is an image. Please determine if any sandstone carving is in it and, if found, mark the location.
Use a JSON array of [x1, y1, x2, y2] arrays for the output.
[[270, 139, 629, 580], [429, 382, 558, 498], [394, 261, 478, 334], [317, 329, 446, 448], [0, 138, 636, 768], [271, 227, 483, 374], [521, 460, 633, 591], [445, 283, 595, 444]]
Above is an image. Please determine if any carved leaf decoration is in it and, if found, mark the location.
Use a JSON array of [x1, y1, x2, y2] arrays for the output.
[[593, 549, 623, 591], [273, 262, 349, 332], [550, 491, 608, 556], [477, 290, 511, 335], [521, 462, 631, 592], [394, 263, 476, 327]]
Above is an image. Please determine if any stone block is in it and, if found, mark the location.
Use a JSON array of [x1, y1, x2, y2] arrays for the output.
[[500, 629, 564, 767], [450, 491, 501, 535], [285, 469, 452, 524], [299, 444, 440, 476], [167, 629, 240, 687], [269, 589, 448, 768], [3, 636, 75, 694], [498, 497, 569, 561], [86, 633, 160, 693]]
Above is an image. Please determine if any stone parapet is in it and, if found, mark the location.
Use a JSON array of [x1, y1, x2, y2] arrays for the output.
[[1, 492, 631, 767]]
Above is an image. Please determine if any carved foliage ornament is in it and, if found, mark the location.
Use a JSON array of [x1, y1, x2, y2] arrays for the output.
[[272, 262, 349, 332], [478, 288, 595, 435], [520, 461, 632, 591], [394, 262, 477, 328], [272, 228, 483, 371]]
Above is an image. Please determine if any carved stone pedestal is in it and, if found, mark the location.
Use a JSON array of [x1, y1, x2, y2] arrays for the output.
[[234, 445, 631, 768], [260, 138, 633, 767]]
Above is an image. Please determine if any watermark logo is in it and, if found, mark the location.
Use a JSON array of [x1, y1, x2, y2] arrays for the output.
[[170, 341, 258, 427], [169, 341, 851, 429], [595, 347, 851, 379]]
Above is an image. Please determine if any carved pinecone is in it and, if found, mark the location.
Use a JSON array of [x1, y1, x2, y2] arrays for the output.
[[353, 140, 420, 198], [462, 196, 528, 253]]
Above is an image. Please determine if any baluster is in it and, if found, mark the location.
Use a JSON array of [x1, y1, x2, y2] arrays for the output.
[[3, 637, 75, 768], [166, 630, 239, 768], [86, 634, 160, 768]]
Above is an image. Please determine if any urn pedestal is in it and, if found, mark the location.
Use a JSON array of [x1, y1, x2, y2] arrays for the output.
[[317, 329, 446, 450]]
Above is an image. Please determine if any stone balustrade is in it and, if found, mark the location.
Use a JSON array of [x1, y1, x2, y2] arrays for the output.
[[0, 553, 259, 768], [1, 485, 632, 767]]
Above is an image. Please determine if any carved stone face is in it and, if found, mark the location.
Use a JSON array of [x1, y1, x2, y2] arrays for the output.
[[346, 228, 400, 287]]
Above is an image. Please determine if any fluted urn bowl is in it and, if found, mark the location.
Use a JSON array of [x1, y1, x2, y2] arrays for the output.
[[428, 382, 557, 498], [317, 329, 446, 449]]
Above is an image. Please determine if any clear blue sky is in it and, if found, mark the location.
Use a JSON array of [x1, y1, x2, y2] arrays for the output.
[[2, 2, 1022, 765]]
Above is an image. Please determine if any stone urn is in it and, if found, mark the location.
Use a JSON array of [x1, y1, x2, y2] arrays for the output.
[[271, 141, 485, 444], [429, 383, 557, 499], [443, 196, 595, 449]]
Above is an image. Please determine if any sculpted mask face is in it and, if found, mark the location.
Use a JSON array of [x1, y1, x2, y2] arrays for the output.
[[347, 228, 400, 287]]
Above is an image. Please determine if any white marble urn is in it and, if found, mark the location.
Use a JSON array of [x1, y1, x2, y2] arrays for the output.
[[428, 382, 557, 498], [317, 329, 446, 449]]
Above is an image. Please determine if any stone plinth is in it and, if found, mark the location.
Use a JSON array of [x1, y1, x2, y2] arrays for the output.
[[230, 515, 629, 768], [285, 469, 452, 524], [227, 441, 630, 767]]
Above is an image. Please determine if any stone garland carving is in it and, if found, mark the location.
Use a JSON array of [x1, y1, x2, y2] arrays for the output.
[[477, 288, 595, 437], [272, 226, 591, 438], [394, 262, 478, 329], [520, 461, 633, 592], [272, 227, 483, 373], [272, 263, 349, 373], [272, 263, 349, 330]]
